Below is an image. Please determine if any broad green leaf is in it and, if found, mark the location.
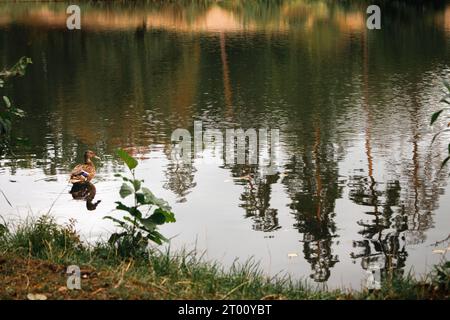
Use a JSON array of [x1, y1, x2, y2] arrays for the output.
[[115, 201, 132, 212], [149, 210, 167, 225], [163, 210, 176, 223], [431, 109, 444, 125], [123, 215, 143, 228], [132, 179, 141, 191], [139, 217, 157, 231], [136, 192, 146, 205], [0, 118, 11, 133], [103, 216, 127, 228], [141, 187, 154, 197], [148, 235, 163, 245], [3, 96, 11, 108], [155, 208, 176, 223], [115, 203, 142, 219], [153, 197, 172, 212], [141, 187, 157, 205], [442, 156, 450, 169], [141, 187, 172, 211], [13, 108, 26, 118], [119, 183, 134, 198], [108, 232, 127, 245], [117, 148, 138, 170], [129, 207, 142, 219], [147, 230, 167, 244]]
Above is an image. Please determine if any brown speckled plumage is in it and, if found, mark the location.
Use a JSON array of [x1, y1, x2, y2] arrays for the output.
[[69, 150, 100, 184]]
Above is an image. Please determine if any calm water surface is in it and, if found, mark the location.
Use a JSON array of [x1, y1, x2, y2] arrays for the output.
[[1, 1, 450, 289]]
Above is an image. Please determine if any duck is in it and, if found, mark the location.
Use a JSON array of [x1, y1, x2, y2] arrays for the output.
[[69, 150, 100, 184]]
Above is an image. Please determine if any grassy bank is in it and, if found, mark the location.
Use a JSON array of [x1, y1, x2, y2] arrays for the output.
[[0, 215, 448, 300]]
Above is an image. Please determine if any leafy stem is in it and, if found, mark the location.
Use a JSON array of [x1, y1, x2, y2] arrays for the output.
[[104, 148, 176, 258], [430, 80, 450, 169]]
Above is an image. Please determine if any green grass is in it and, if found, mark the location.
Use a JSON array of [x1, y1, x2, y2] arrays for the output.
[[0, 215, 448, 300]]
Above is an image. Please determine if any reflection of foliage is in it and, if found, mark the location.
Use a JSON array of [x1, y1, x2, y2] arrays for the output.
[[295, 202, 339, 283], [303, 239, 338, 283], [0, 56, 32, 78], [232, 165, 281, 232], [0, 57, 31, 139], [163, 160, 197, 203], [349, 177, 408, 281], [1, 0, 447, 175], [104, 149, 176, 258], [284, 135, 342, 282]]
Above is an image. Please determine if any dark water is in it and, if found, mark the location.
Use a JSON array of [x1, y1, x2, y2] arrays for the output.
[[1, 1, 450, 289]]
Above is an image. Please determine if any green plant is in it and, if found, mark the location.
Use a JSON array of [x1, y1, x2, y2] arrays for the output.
[[104, 148, 176, 258], [432, 258, 450, 291], [431, 80, 450, 168], [0, 57, 32, 137], [0, 215, 82, 259], [0, 216, 449, 299]]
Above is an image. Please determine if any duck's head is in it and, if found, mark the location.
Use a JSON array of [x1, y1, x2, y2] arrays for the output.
[[84, 150, 100, 163]]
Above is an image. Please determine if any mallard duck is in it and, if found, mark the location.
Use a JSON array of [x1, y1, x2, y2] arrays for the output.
[[69, 150, 100, 184]]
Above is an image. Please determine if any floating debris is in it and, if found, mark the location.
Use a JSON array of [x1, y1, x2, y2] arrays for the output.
[[432, 249, 447, 254]]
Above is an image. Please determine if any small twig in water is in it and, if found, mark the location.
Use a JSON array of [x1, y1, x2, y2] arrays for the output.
[[46, 184, 70, 215], [0, 188, 12, 207], [430, 234, 450, 247]]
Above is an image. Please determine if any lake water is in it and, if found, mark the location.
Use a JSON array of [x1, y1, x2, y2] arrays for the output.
[[1, 0, 450, 289]]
